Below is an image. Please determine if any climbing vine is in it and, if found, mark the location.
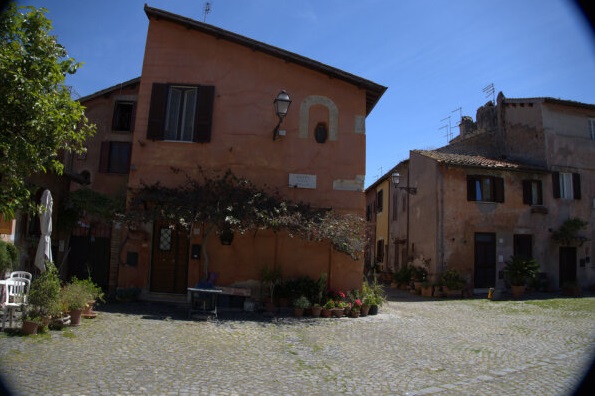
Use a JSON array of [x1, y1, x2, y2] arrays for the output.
[[123, 168, 365, 260]]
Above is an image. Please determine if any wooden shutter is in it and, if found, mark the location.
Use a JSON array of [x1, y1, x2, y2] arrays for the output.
[[467, 176, 476, 201], [130, 101, 137, 133], [98, 142, 110, 173], [552, 172, 560, 198], [522, 180, 532, 205], [194, 85, 215, 143], [494, 177, 504, 203], [572, 173, 581, 200], [147, 83, 168, 140], [377, 190, 383, 212]]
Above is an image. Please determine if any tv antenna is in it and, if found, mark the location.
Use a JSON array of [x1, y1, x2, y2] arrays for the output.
[[203, 2, 212, 23], [483, 83, 495, 104], [440, 116, 453, 142]]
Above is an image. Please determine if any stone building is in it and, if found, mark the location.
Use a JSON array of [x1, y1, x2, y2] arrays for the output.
[[368, 92, 594, 291]]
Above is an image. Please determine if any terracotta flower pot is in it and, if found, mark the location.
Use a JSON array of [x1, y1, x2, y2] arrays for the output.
[[321, 308, 332, 318], [69, 309, 83, 326], [21, 320, 39, 335], [311, 306, 322, 317], [360, 304, 370, 316]]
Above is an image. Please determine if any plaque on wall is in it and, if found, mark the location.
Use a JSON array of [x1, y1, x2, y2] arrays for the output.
[[288, 173, 317, 189]]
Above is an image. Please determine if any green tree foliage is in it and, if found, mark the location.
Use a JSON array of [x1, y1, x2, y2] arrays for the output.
[[0, 4, 95, 217]]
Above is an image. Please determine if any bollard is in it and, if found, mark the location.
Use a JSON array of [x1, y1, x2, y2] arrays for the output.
[[488, 287, 494, 300]]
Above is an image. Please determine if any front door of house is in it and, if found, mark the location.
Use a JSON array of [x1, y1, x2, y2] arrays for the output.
[[559, 247, 577, 288], [150, 223, 189, 294], [474, 233, 496, 288]]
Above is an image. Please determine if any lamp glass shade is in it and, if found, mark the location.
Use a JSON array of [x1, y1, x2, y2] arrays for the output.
[[274, 90, 291, 118], [392, 172, 400, 185]]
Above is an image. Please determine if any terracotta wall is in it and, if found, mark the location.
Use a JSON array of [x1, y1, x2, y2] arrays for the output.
[[122, 17, 368, 293]]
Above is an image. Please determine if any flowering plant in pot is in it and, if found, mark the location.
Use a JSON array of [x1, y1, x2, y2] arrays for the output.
[[351, 298, 362, 317]]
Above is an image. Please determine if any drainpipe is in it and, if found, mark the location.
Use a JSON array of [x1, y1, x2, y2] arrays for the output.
[[405, 166, 411, 263]]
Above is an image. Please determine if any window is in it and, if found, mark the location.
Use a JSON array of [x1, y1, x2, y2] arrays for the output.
[[159, 228, 172, 251], [552, 172, 581, 200], [376, 190, 384, 213], [590, 119, 595, 140], [112, 101, 135, 131], [467, 175, 504, 202], [376, 239, 384, 263], [522, 180, 543, 205], [99, 141, 132, 174], [147, 83, 214, 143]]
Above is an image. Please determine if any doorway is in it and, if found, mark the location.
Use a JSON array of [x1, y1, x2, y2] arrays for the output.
[[559, 247, 577, 288], [150, 223, 189, 294], [474, 233, 496, 288]]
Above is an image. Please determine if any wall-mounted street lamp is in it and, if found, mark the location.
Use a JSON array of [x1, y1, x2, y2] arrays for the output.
[[273, 90, 292, 141], [392, 172, 417, 194]]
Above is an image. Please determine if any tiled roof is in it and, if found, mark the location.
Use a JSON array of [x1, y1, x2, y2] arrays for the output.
[[413, 149, 547, 172]]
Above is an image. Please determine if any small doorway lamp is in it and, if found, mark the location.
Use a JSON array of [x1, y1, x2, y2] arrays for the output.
[[273, 90, 292, 140]]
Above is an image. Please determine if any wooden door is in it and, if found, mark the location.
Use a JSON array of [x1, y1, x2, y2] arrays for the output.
[[474, 233, 496, 288], [150, 224, 189, 294], [559, 247, 577, 288]]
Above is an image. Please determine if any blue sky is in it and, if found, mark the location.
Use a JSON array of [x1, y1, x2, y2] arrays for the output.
[[19, 0, 595, 187]]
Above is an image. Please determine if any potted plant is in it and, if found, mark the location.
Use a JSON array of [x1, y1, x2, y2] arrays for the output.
[[28, 261, 62, 324], [293, 296, 310, 317], [261, 265, 282, 313], [392, 265, 412, 290], [310, 303, 322, 318], [350, 298, 362, 318], [321, 299, 335, 318], [504, 256, 539, 298], [411, 266, 428, 293], [441, 269, 466, 298], [75, 277, 105, 318], [60, 279, 90, 326], [420, 281, 433, 297], [363, 276, 386, 315], [21, 311, 43, 335]]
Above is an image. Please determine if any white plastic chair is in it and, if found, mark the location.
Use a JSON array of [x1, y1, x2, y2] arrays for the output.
[[10, 271, 32, 282], [1, 278, 30, 331]]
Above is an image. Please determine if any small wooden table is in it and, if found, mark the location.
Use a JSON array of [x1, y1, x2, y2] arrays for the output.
[[187, 288, 223, 319]]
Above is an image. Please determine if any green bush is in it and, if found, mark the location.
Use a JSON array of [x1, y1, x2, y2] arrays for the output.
[[0, 240, 18, 274], [29, 261, 62, 317]]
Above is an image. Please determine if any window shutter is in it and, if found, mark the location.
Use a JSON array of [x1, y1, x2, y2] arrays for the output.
[[130, 101, 137, 133], [522, 180, 531, 205], [98, 142, 110, 173], [573, 173, 581, 200], [467, 176, 476, 201], [147, 83, 168, 140], [377, 190, 383, 212], [552, 172, 560, 198], [494, 177, 505, 203], [194, 85, 214, 143], [536, 181, 543, 205]]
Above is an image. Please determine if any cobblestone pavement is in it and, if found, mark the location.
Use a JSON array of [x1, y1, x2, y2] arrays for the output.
[[1, 290, 594, 395]]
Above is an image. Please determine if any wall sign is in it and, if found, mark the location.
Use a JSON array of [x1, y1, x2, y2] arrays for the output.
[[289, 173, 317, 189]]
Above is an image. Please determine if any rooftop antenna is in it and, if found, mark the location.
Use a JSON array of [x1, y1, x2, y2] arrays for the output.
[[439, 124, 450, 143], [440, 116, 453, 142], [483, 83, 495, 104], [203, 2, 211, 23]]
